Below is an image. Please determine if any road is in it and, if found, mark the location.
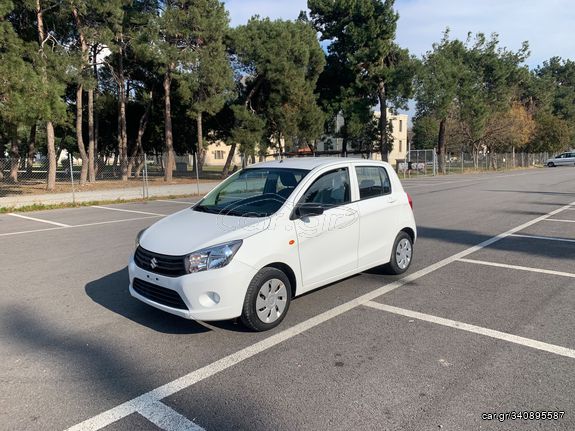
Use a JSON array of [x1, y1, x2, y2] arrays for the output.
[[1, 167, 574, 430]]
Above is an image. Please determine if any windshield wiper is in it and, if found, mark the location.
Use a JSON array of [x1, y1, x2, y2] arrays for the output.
[[193, 205, 219, 214]]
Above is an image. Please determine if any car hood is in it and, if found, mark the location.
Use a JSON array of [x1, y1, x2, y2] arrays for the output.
[[138, 208, 270, 256]]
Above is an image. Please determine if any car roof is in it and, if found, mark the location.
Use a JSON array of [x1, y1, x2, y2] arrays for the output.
[[248, 157, 391, 171]]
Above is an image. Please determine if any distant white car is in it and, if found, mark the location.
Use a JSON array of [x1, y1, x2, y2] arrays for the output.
[[129, 158, 416, 331], [546, 152, 575, 167]]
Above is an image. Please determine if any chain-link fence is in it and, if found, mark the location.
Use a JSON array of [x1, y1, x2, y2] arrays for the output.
[[0, 150, 557, 207], [395, 150, 551, 178], [0, 154, 214, 208], [443, 151, 551, 174]]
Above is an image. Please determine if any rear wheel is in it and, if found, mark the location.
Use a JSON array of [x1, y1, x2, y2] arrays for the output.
[[547, 162, 555, 167], [241, 267, 291, 331], [384, 231, 413, 275]]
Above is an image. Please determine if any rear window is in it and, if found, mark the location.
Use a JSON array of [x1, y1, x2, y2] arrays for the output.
[[356, 166, 391, 199]]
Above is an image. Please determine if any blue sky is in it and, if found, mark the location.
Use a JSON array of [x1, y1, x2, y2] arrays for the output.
[[224, 0, 575, 68]]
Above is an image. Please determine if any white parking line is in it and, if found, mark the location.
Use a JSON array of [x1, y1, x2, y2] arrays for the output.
[[8, 213, 71, 227], [458, 258, 575, 278], [92, 205, 166, 216], [364, 301, 575, 359], [0, 216, 161, 237], [65, 199, 575, 431], [543, 218, 575, 223], [138, 401, 205, 431], [509, 233, 575, 244], [157, 200, 196, 205]]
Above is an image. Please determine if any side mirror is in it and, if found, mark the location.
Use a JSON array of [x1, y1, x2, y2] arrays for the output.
[[291, 204, 324, 220]]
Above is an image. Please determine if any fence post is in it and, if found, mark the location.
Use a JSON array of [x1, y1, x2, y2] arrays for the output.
[[194, 152, 200, 196], [461, 151, 464, 173], [143, 154, 149, 199], [69, 154, 76, 205], [432, 148, 437, 176]]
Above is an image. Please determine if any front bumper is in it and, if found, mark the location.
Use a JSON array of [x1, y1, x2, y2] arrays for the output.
[[128, 255, 258, 321]]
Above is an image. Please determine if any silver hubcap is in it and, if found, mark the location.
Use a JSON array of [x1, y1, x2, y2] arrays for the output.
[[256, 278, 288, 324], [396, 238, 412, 270]]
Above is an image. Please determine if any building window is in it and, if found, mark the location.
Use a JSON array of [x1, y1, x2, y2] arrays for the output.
[[399, 140, 403, 152], [214, 150, 225, 160], [399, 120, 403, 132]]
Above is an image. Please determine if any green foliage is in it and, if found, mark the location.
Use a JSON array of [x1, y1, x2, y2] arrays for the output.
[[530, 111, 573, 153], [411, 115, 439, 149], [230, 17, 326, 151], [309, 0, 415, 157]]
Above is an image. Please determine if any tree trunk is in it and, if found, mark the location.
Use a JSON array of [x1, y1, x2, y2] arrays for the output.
[[437, 118, 447, 174], [46, 122, 56, 190], [92, 44, 99, 180], [88, 88, 95, 182], [378, 82, 389, 162], [75, 84, 88, 185], [27, 123, 37, 175], [9, 125, 20, 183], [128, 93, 152, 177], [163, 69, 175, 182], [72, 7, 89, 185], [36, 0, 56, 190], [117, 34, 128, 181], [196, 113, 205, 175], [221, 143, 237, 178]]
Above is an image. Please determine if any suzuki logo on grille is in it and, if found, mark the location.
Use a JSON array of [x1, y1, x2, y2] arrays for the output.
[[150, 257, 158, 269]]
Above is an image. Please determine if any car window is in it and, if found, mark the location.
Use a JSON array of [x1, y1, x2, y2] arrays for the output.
[[301, 168, 351, 206], [196, 168, 309, 217], [356, 166, 391, 199]]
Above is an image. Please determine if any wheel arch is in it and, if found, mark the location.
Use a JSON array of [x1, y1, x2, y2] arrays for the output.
[[401, 227, 416, 243], [263, 262, 297, 299]]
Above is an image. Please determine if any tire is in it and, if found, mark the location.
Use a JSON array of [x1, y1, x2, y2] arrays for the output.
[[241, 267, 292, 331], [547, 162, 555, 167], [383, 231, 414, 275]]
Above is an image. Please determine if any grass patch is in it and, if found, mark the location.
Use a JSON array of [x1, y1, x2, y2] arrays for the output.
[[0, 194, 199, 214]]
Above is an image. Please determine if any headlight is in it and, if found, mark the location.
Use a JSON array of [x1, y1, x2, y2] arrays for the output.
[[135, 229, 147, 248], [185, 240, 243, 274]]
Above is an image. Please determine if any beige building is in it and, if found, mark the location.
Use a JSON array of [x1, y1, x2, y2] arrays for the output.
[[203, 142, 242, 167], [367, 111, 408, 166], [203, 110, 409, 169]]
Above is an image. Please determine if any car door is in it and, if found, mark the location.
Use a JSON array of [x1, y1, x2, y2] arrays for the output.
[[557, 153, 568, 165], [354, 165, 403, 269], [568, 153, 575, 166], [292, 166, 360, 290]]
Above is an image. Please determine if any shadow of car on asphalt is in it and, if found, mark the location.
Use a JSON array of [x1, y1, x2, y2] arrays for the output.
[[85, 267, 210, 335]]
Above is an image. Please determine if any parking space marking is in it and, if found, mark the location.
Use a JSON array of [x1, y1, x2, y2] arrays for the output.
[[138, 400, 205, 431], [92, 205, 166, 217], [509, 233, 575, 244], [65, 199, 575, 431], [364, 301, 575, 359], [157, 200, 196, 205], [458, 258, 575, 278], [0, 216, 161, 237], [8, 213, 71, 227], [543, 218, 575, 223]]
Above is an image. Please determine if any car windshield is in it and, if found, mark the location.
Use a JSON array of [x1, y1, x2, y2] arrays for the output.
[[194, 167, 309, 217]]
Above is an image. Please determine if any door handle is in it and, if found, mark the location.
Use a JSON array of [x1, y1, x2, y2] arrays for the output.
[[386, 196, 397, 203]]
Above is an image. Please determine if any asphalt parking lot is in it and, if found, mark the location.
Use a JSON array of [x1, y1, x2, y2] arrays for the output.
[[1, 167, 575, 431]]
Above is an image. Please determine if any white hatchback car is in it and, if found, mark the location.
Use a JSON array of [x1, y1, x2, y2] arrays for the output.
[[129, 158, 416, 331]]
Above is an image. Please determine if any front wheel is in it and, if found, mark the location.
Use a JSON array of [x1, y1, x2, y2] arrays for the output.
[[384, 232, 414, 275], [241, 267, 291, 331], [547, 162, 555, 167]]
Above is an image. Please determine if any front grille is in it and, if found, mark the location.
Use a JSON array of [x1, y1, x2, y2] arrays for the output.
[[132, 278, 188, 310], [134, 246, 187, 277]]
